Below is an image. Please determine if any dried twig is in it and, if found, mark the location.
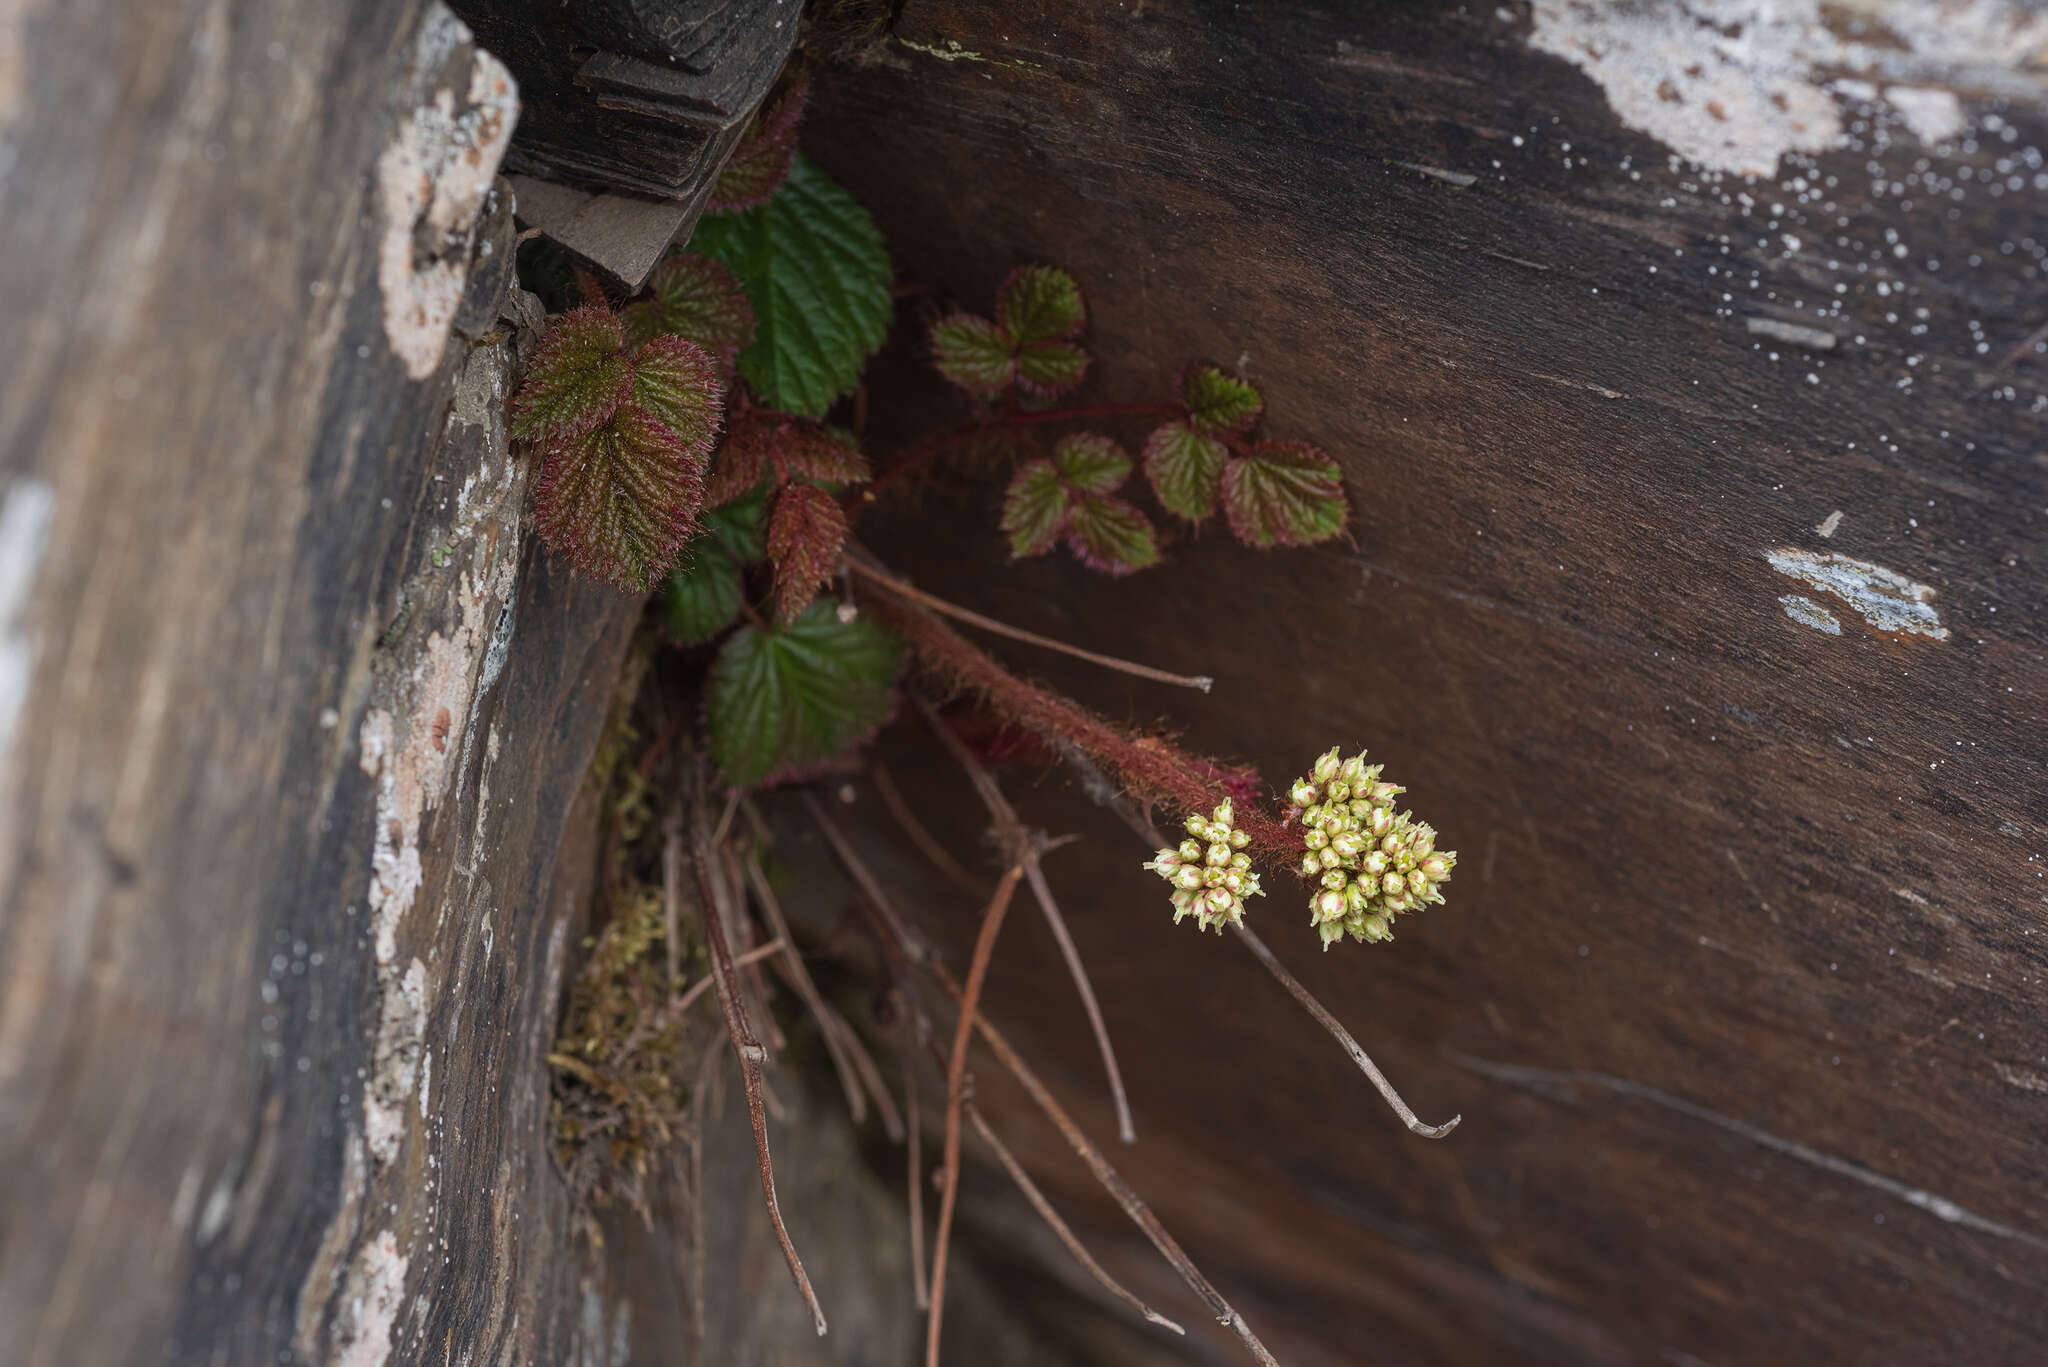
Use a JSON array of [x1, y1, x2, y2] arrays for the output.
[[673, 937, 786, 1019], [913, 692, 1136, 1144], [807, 987, 907, 1142], [850, 553, 1213, 693], [684, 781, 828, 1337], [808, 799, 1280, 1366], [1230, 923, 1459, 1139], [736, 846, 869, 1128], [902, 1005, 930, 1310], [927, 864, 1025, 1367], [965, 1105, 1184, 1334], [871, 759, 986, 898]]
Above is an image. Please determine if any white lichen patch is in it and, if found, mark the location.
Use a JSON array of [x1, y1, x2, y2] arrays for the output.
[[376, 6, 517, 379], [1528, 0, 2048, 176], [1767, 548, 1948, 639], [1779, 593, 1844, 634], [332, 1228, 409, 1367], [366, 957, 428, 1166]]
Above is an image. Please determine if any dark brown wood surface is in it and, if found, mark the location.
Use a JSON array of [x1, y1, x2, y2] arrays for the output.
[[787, 3, 2048, 1364]]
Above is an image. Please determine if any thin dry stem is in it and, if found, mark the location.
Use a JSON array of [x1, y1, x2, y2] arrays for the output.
[[1230, 923, 1460, 1139], [851, 554, 1212, 693], [965, 1105, 1184, 1334], [673, 936, 787, 1019], [912, 692, 1136, 1144], [737, 846, 869, 1129], [927, 864, 1025, 1367], [903, 1007, 930, 1310], [808, 990, 907, 1142], [684, 783, 828, 1337], [871, 759, 986, 898]]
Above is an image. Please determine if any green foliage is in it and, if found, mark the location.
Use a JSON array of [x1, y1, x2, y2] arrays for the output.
[[665, 541, 746, 644], [510, 307, 633, 443], [623, 254, 756, 363], [689, 155, 893, 418], [929, 264, 1091, 399], [1000, 433, 1158, 574], [630, 336, 725, 450], [766, 483, 848, 623], [707, 601, 903, 787], [1142, 422, 1229, 522], [1220, 441, 1347, 548], [1178, 363, 1263, 434]]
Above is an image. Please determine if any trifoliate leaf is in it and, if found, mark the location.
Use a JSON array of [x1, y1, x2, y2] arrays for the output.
[[535, 404, 706, 593], [1000, 460, 1067, 558], [1221, 441, 1347, 549], [930, 313, 1015, 396], [704, 487, 767, 561], [1179, 363, 1263, 435], [774, 420, 870, 486], [629, 336, 724, 453], [689, 155, 892, 418], [709, 71, 808, 213], [716, 411, 869, 505], [1062, 494, 1158, 575], [1050, 432, 1131, 493], [624, 254, 757, 361], [766, 483, 848, 623], [707, 600, 903, 787], [510, 306, 631, 443], [1142, 421, 1228, 522], [996, 265, 1085, 345], [665, 540, 745, 644], [1015, 339, 1091, 397], [706, 418, 770, 509]]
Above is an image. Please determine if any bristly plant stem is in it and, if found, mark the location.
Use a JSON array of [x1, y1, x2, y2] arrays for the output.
[[849, 553, 1213, 693], [911, 692, 1137, 1145], [864, 400, 1180, 505], [684, 777, 828, 1337], [927, 863, 1025, 1367]]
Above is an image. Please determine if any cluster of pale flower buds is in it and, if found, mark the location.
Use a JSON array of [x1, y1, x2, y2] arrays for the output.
[[1142, 800, 1263, 933], [1288, 747, 1455, 949]]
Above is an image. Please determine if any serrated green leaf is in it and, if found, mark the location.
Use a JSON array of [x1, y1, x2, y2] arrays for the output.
[[996, 265, 1085, 345], [630, 336, 724, 452], [1050, 432, 1131, 493], [1179, 363, 1263, 435], [930, 313, 1014, 396], [1142, 421, 1228, 521], [510, 306, 631, 443], [624, 253, 757, 358], [664, 541, 744, 644], [690, 156, 892, 418], [536, 404, 706, 592], [766, 483, 848, 623], [1000, 460, 1068, 557], [1015, 340, 1091, 397], [707, 601, 903, 787], [1062, 493, 1158, 575], [1221, 441, 1347, 549], [704, 487, 767, 561], [709, 72, 807, 213]]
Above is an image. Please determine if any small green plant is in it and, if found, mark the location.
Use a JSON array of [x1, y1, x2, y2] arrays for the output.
[[518, 62, 1462, 1367]]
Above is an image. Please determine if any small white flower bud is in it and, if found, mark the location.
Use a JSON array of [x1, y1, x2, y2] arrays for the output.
[[1318, 846, 1343, 871], [1174, 866, 1204, 891], [1312, 748, 1341, 783], [1332, 831, 1366, 860], [1382, 872, 1405, 898], [1289, 780, 1318, 807], [1179, 839, 1202, 862], [1229, 826, 1250, 849], [1314, 889, 1345, 921]]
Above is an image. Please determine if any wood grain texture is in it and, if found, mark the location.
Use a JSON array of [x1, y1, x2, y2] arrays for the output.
[[792, 3, 2048, 1363]]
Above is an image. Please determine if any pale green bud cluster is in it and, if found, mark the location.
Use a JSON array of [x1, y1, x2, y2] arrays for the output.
[[1288, 747, 1454, 950], [1143, 799, 1263, 933]]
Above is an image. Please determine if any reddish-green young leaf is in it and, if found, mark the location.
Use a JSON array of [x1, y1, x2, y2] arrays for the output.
[[930, 313, 1014, 396], [1178, 362, 1264, 435], [765, 483, 848, 623], [630, 336, 725, 453], [1142, 421, 1228, 521], [995, 265, 1085, 345], [1049, 432, 1132, 493], [1015, 339, 1091, 397], [706, 410, 772, 507], [535, 404, 706, 592], [1062, 494, 1159, 575], [708, 70, 808, 213], [1000, 459, 1068, 558], [510, 306, 631, 443], [718, 411, 869, 503], [706, 600, 903, 787], [623, 253, 757, 361], [775, 420, 870, 486], [1221, 440, 1347, 549]]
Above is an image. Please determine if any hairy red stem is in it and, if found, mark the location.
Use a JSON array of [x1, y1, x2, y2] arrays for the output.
[[863, 400, 1179, 506]]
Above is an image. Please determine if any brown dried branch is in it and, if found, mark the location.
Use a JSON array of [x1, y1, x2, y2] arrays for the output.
[[806, 797, 1279, 1366], [681, 784, 828, 1337], [804, 985, 907, 1142], [735, 845, 869, 1128], [871, 758, 986, 898], [912, 692, 1136, 1144], [849, 552, 1213, 693], [927, 863, 1025, 1367], [902, 1004, 930, 1310]]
